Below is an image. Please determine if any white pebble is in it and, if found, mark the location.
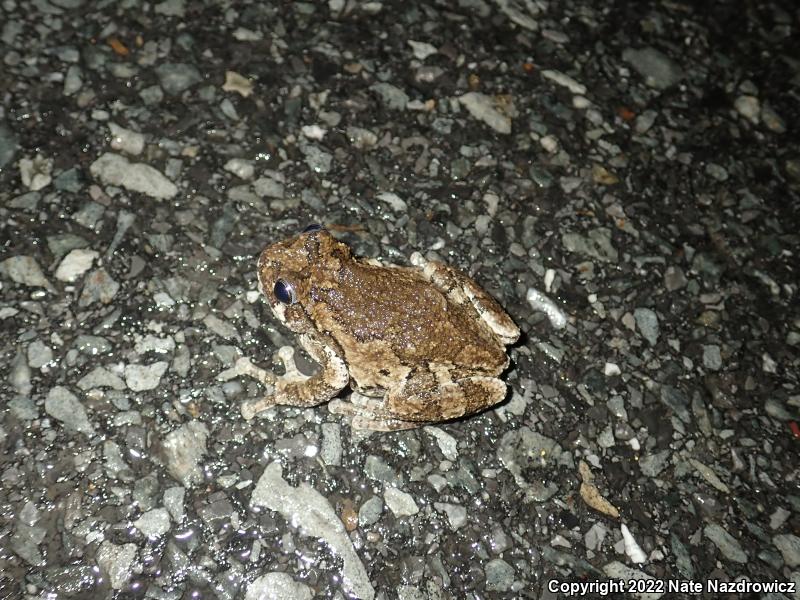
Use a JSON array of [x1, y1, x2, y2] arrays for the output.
[[55, 249, 99, 282], [526, 287, 567, 329], [109, 122, 145, 155], [224, 158, 255, 180], [621, 523, 647, 564]]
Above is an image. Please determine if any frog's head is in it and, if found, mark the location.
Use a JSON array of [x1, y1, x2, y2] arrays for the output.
[[257, 224, 350, 333]]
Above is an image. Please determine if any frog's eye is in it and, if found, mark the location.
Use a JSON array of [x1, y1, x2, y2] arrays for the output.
[[301, 223, 324, 234], [273, 279, 297, 305]]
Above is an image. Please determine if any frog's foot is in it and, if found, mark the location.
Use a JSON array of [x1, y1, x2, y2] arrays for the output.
[[328, 393, 421, 431], [232, 346, 310, 420]]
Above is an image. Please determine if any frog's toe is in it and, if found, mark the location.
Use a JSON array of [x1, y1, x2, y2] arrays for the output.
[[350, 415, 421, 431], [240, 394, 277, 420]]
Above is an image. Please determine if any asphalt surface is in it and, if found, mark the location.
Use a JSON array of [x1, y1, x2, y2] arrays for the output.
[[0, 0, 798, 599]]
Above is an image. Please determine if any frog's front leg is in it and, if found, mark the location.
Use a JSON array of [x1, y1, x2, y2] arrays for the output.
[[409, 252, 520, 344], [232, 333, 349, 420]]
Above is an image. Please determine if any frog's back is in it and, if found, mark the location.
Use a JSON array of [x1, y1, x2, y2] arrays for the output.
[[310, 262, 508, 374]]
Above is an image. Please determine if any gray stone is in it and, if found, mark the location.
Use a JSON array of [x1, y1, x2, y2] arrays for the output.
[[358, 496, 383, 527], [434, 502, 466, 530], [27, 340, 53, 369], [385, 487, 419, 517], [484, 558, 514, 592], [562, 228, 618, 262], [634, 308, 659, 346], [124, 361, 168, 391], [96, 541, 137, 589], [459, 92, 511, 134], [622, 46, 684, 89], [639, 450, 670, 477], [90, 152, 177, 199], [370, 82, 409, 110], [245, 572, 313, 600], [155, 62, 202, 95], [0, 255, 52, 289], [77, 268, 119, 306], [773, 534, 800, 567], [45, 386, 94, 436], [161, 421, 208, 487], [704, 524, 747, 563], [251, 462, 374, 600], [134, 508, 170, 538], [78, 366, 126, 391]]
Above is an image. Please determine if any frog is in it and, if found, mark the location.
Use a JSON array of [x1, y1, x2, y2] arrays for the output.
[[224, 224, 520, 431]]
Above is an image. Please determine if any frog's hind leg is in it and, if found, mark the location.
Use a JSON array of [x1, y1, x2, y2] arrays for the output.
[[409, 252, 519, 344], [328, 393, 422, 431], [384, 373, 508, 423]]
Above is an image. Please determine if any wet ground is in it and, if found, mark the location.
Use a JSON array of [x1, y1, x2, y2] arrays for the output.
[[1, 0, 799, 598]]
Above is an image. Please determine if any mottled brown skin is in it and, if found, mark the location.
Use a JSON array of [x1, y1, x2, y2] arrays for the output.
[[244, 227, 520, 430]]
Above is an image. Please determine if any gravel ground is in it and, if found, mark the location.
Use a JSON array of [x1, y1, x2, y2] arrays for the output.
[[1, 0, 799, 599]]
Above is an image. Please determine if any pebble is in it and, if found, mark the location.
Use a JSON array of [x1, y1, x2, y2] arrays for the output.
[[63, 65, 82, 95], [18, 155, 53, 191], [347, 126, 378, 149], [773, 534, 800, 567], [245, 573, 313, 600], [108, 122, 145, 155], [133, 508, 170, 538], [253, 177, 285, 199], [90, 152, 178, 199], [734, 95, 760, 124], [45, 386, 95, 437], [154, 62, 202, 95], [526, 288, 567, 329], [163, 486, 186, 523], [621, 524, 647, 564], [384, 487, 419, 517], [688, 458, 730, 493], [161, 421, 208, 487], [663, 265, 687, 291], [638, 450, 670, 477], [320, 422, 342, 466], [622, 46, 684, 89], [541, 69, 587, 95], [562, 228, 618, 262], [434, 502, 467, 529], [424, 426, 458, 461], [300, 143, 332, 174], [484, 558, 514, 592], [251, 462, 374, 600], [370, 82, 409, 110], [358, 496, 383, 527], [222, 70, 253, 97], [78, 366, 126, 391], [96, 541, 137, 589], [634, 308, 660, 346], [224, 158, 254, 180], [702, 345, 722, 370], [78, 268, 119, 307], [0, 255, 52, 289], [124, 361, 168, 391], [27, 340, 53, 369], [376, 192, 408, 212], [459, 92, 512, 134], [704, 523, 747, 563], [408, 40, 437, 60], [54, 248, 99, 282]]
